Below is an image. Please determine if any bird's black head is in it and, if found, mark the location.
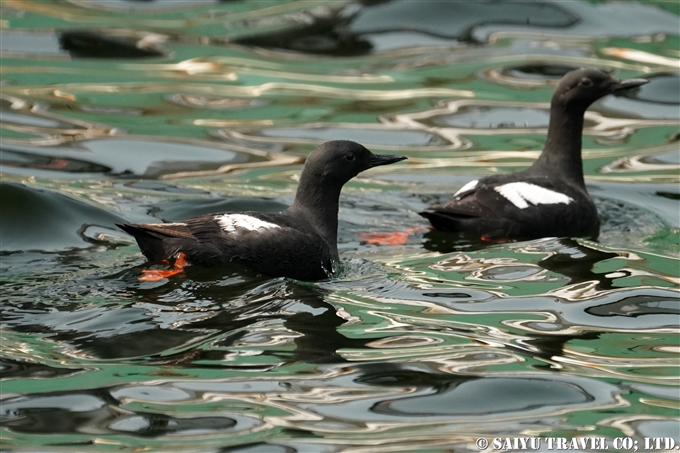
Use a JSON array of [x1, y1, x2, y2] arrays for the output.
[[302, 140, 406, 187], [553, 68, 648, 111]]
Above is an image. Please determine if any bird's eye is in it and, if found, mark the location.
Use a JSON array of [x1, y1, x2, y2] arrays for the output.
[[345, 153, 355, 162], [579, 78, 593, 88]]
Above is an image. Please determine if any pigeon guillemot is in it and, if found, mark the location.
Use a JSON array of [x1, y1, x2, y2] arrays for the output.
[[118, 140, 406, 281], [419, 69, 648, 241]]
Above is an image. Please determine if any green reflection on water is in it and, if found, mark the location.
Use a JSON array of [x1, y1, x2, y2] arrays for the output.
[[2, 0, 679, 451]]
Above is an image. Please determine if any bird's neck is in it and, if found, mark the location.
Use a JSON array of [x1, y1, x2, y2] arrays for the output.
[[289, 178, 341, 260], [533, 102, 587, 186]]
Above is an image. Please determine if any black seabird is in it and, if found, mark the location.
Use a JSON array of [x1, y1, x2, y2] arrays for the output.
[[419, 69, 648, 241], [119, 140, 406, 281]]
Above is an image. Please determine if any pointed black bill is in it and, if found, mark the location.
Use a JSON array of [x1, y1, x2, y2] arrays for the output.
[[367, 153, 407, 169], [611, 77, 649, 92]]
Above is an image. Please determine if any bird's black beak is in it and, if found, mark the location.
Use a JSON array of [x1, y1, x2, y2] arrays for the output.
[[367, 153, 407, 169], [610, 77, 649, 92]]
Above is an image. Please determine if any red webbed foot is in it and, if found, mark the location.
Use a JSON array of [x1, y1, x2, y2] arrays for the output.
[[359, 226, 429, 246], [139, 252, 188, 282]]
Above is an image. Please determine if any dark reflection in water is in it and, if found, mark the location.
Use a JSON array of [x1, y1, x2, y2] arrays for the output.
[[657, 191, 680, 200], [275, 287, 363, 363], [229, 0, 677, 55], [0, 182, 125, 252], [0, 358, 85, 380], [232, 1, 578, 55], [500, 64, 577, 80], [421, 228, 490, 254], [1, 389, 240, 436], [2, 269, 364, 365], [587, 294, 680, 318], [515, 331, 601, 367], [234, 9, 373, 57], [535, 238, 620, 289], [3, 138, 267, 179], [173, 279, 367, 364], [59, 30, 166, 59], [2, 148, 112, 175]]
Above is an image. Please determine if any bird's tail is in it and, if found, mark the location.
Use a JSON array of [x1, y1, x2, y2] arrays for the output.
[[117, 223, 180, 262]]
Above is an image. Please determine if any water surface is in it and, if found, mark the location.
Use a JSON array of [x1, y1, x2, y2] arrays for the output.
[[1, 1, 679, 452]]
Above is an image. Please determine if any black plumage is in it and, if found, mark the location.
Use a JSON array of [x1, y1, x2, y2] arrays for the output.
[[420, 69, 648, 241], [119, 140, 406, 281]]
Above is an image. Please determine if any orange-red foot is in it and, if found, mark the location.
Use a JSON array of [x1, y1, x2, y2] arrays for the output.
[[480, 235, 509, 243], [139, 252, 188, 282], [359, 226, 429, 246]]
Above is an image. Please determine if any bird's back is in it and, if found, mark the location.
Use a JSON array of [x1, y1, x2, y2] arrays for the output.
[[119, 211, 336, 280], [421, 168, 599, 240]]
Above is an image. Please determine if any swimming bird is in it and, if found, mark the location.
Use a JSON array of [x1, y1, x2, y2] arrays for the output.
[[118, 140, 406, 281], [419, 68, 648, 241]]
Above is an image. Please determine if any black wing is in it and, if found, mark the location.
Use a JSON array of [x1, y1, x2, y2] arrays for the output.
[[183, 212, 335, 280], [421, 175, 595, 239]]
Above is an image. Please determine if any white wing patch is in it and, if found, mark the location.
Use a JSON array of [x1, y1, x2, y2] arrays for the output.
[[494, 182, 573, 209], [454, 179, 478, 198], [215, 214, 279, 233]]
